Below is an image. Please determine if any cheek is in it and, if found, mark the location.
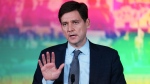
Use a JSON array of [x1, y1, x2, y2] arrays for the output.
[[80, 27, 87, 34], [62, 30, 68, 38]]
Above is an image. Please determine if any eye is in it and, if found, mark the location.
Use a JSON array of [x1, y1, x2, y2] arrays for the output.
[[62, 23, 67, 27], [73, 21, 79, 24]]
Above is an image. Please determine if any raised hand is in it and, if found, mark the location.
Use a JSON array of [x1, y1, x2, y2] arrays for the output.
[[38, 52, 64, 80]]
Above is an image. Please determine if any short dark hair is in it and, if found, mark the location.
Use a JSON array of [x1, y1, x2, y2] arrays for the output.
[[58, 1, 88, 22]]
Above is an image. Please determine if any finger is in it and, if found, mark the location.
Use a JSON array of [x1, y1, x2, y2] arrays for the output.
[[42, 54, 46, 65], [38, 60, 43, 69], [51, 52, 55, 63], [58, 63, 65, 71], [46, 52, 50, 63]]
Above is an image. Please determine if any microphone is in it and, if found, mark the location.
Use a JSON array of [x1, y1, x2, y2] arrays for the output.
[[71, 74, 75, 84]]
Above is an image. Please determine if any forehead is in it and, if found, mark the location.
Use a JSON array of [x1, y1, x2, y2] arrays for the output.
[[61, 10, 82, 22]]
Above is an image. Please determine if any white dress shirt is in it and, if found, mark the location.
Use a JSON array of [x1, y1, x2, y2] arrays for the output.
[[42, 40, 90, 84]]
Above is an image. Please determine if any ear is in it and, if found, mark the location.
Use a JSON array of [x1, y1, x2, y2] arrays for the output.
[[86, 18, 90, 28]]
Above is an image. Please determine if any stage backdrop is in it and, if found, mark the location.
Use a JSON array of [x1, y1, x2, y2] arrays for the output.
[[0, 0, 150, 84]]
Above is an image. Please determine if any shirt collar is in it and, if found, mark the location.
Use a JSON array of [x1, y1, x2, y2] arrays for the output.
[[67, 39, 89, 55]]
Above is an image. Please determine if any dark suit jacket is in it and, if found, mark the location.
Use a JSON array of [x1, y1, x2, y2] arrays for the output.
[[33, 41, 126, 84]]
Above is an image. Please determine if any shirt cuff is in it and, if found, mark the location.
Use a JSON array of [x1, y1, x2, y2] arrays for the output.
[[42, 78, 54, 84]]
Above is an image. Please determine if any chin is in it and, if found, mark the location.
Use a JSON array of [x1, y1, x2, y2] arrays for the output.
[[68, 40, 78, 45]]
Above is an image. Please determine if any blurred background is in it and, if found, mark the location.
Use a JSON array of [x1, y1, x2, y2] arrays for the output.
[[0, 0, 150, 84]]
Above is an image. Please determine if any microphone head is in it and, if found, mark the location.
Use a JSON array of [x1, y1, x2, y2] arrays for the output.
[[71, 74, 75, 82]]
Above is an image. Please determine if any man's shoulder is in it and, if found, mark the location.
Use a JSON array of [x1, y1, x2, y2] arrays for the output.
[[90, 42, 117, 53], [90, 42, 119, 59]]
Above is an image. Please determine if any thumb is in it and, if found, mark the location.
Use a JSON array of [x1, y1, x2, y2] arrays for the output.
[[58, 63, 65, 71]]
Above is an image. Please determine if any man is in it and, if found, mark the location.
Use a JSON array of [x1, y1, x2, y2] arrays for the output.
[[33, 1, 126, 84]]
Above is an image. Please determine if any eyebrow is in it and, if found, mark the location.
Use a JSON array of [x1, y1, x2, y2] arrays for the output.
[[72, 19, 80, 22], [61, 19, 80, 23]]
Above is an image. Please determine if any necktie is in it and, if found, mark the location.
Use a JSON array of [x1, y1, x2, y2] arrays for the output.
[[69, 50, 81, 84]]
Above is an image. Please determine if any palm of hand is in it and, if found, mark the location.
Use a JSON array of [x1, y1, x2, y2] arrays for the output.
[[38, 52, 64, 81], [41, 63, 61, 80]]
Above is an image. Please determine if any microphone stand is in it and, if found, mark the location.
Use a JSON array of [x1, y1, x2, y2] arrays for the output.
[[71, 74, 75, 84]]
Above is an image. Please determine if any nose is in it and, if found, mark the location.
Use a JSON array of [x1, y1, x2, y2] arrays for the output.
[[67, 24, 74, 32]]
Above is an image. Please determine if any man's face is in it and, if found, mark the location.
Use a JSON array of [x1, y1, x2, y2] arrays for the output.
[[60, 10, 90, 48]]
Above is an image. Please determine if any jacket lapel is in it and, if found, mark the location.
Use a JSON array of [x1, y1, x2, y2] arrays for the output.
[[89, 42, 102, 84], [54, 42, 68, 83]]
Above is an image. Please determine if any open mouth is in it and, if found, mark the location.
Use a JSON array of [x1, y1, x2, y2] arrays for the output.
[[70, 35, 75, 37], [69, 34, 77, 38]]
